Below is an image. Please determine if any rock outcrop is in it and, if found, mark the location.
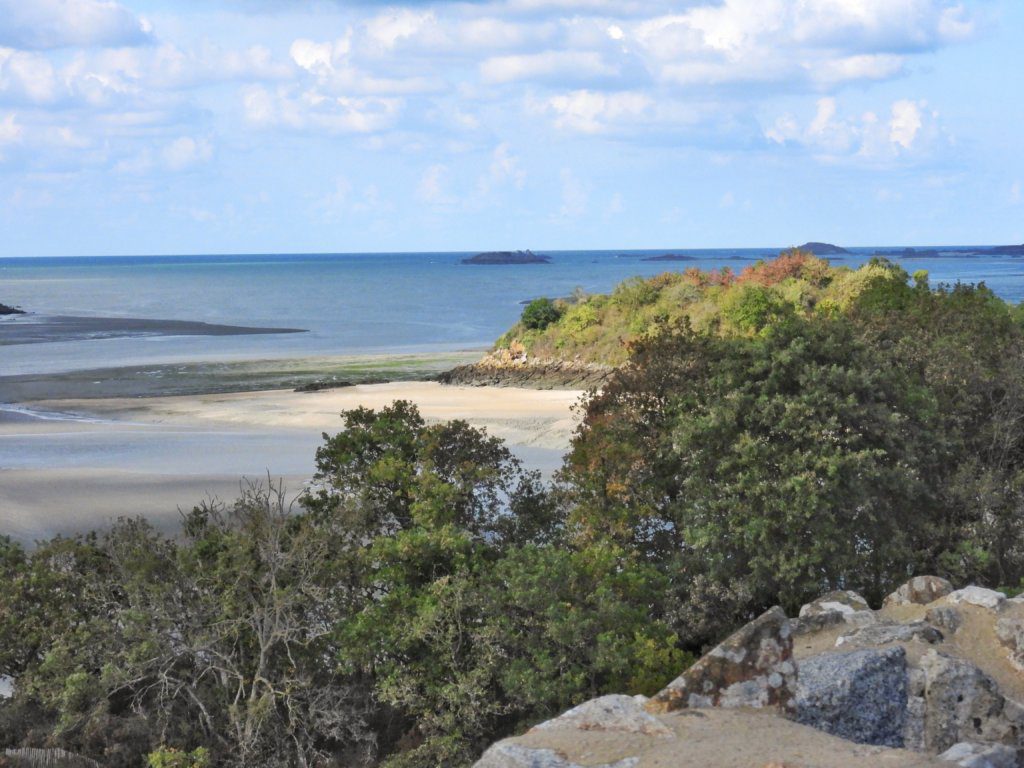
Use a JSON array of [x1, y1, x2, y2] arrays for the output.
[[795, 647, 909, 746], [646, 606, 796, 713], [884, 576, 955, 608], [793, 589, 877, 635], [472, 577, 1024, 768], [438, 343, 612, 389], [531, 696, 673, 738], [793, 242, 850, 255], [461, 250, 551, 265]]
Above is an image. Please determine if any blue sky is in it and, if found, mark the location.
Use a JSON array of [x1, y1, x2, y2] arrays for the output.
[[0, 0, 1020, 255]]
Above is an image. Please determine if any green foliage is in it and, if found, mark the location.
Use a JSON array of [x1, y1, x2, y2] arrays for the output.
[[148, 746, 211, 768], [719, 284, 793, 333], [491, 251, 914, 366], [520, 297, 562, 330], [563, 269, 1024, 635], [563, 318, 941, 615], [1, 404, 677, 768]]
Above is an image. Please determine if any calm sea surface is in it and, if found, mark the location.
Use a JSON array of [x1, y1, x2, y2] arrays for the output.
[[3, 248, 1024, 376]]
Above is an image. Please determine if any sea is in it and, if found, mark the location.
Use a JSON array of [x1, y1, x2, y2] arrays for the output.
[[4, 247, 1024, 378]]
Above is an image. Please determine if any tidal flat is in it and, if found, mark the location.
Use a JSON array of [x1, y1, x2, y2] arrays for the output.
[[0, 381, 582, 545], [0, 350, 482, 400]]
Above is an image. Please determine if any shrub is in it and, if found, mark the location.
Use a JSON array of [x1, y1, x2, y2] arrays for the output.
[[520, 298, 562, 330], [720, 284, 792, 333]]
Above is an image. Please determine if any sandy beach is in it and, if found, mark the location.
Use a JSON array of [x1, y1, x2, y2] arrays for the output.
[[0, 382, 583, 545]]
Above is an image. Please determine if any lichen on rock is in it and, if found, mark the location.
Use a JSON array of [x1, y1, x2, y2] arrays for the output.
[[646, 606, 796, 713]]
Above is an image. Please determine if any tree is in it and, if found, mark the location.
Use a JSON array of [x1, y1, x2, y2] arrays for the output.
[[563, 317, 944, 625], [520, 298, 561, 331]]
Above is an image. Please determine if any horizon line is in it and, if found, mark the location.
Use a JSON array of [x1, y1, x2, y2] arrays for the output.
[[0, 243, 1017, 260]]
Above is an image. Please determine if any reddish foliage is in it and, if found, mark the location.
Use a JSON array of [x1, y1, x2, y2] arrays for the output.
[[738, 250, 829, 287], [681, 266, 736, 288]]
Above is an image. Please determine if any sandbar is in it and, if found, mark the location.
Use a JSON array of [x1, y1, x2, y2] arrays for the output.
[[0, 382, 584, 545]]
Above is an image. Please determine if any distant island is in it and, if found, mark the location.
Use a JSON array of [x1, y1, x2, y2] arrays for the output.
[[872, 247, 945, 259], [0, 302, 26, 315], [461, 250, 551, 265], [983, 244, 1024, 256], [791, 242, 850, 255], [641, 253, 698, 262]]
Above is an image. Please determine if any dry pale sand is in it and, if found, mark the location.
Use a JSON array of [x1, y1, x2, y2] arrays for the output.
[[0, 383, 583, 545], [38, 381, 584, 451]]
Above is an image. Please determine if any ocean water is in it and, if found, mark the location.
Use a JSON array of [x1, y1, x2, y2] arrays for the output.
[[4, 248, 1024, 377]]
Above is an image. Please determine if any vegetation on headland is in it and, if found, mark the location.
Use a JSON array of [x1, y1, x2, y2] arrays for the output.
[[7, 252, 1024, 766], [0, 302, 25, 315], [495, 249, 1022, 366]]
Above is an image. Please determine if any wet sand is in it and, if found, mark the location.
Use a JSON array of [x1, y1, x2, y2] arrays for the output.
[[0, 313, 305, 346], [0, 382, 583, 545]]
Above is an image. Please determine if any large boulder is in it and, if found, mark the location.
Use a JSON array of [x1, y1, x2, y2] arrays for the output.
[[945, 587, 1006, 611], [794, 590, 876, 634], [530, 695, 673, 738], [917, 650, 1019, 753], [938, 742, 1019, 768], [926, 605, 964, 635], [995, 617, 1024, 673], [883, 576, 954, 608], [794, 647, 909, 747], [835, 621, 943, 649], [646, 607, 796, 713]]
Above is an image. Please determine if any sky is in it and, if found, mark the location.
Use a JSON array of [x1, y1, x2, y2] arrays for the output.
[[0, 0, 1021, 256]]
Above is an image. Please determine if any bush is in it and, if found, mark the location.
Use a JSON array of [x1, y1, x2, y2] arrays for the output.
[[520, 298, 562, 330], [720, 284, 793, 333]]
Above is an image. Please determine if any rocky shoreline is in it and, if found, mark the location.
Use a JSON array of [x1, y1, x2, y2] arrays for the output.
[[438, 345, 612, 389], [476, 576, 1024, 768]]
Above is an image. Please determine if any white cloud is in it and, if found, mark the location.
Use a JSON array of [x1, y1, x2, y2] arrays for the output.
[[812, 54, 905, 86], [478, 142, 526, 194], [558, 167, 587, 217], [364, 10, 437, 51], [541, 89, 652, 133], [629, 0, 973, 89], [291, 37, 349, 77], [1011, 182, 1021, 206], [417, 163, 456, 205], [0, 0, 151, 50], [765, 95, 939, 163], [161, 137, 212, 171], [480, 50, 618, 84], [0, 48, 58, 104], [243, 84, 403, 134], [0, 0, 981, 187], [889, 99, 924, 150], [0, 113, 19, 144]]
